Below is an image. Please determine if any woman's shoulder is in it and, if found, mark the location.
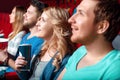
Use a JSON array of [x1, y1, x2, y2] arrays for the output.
[[15, 31, 26, 37]]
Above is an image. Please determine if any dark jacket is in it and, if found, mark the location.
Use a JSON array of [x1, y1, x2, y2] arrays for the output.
[[40, 54, 70, 80], [17, 48, 71, 80]]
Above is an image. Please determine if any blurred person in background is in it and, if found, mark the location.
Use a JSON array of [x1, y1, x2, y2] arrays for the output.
[[0, 5, 27, 72]]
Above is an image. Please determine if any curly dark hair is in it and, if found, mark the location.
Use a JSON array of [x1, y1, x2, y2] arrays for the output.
[[30, 0, 48, 12], [94, 0, 120, 42]]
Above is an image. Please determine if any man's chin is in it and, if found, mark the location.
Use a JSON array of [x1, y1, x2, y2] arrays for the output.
[[23, 21, 28, 26], [70, 36, 77, 43], [24, 22, 31, 28]]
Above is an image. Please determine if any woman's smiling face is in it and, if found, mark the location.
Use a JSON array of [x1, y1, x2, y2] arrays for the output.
[[36, 12, 53, 41]]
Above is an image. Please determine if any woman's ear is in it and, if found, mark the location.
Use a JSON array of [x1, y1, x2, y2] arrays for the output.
[[97, 20, 109, 34]]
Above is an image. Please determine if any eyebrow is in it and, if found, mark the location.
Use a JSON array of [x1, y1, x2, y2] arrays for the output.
[[76, 4, 81, 10]]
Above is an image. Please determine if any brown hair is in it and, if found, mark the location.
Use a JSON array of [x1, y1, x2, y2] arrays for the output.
[[30, 0, 48, 17], [94, 0, 120, 42]]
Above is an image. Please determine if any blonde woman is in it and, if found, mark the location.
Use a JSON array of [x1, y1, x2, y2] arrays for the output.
[[0, 5, 27, 76], [14, 7, 76, 80], [7, 6, 28, 56]]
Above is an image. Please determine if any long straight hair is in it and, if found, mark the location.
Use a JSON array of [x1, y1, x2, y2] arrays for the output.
[[9, 6, 26, 40]]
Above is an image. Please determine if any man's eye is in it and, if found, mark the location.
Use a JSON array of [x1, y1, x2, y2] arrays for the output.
[[78, 10, 85, 15], [41, 18, 45, 22], [79, 11, 83, 15], [38, 17, 41, 21]]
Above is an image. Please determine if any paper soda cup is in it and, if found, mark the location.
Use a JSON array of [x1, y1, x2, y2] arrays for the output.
[[18, 44, 31, 71]]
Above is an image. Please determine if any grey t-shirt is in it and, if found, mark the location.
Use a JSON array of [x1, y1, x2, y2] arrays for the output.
[[29, 58, 48, 80]]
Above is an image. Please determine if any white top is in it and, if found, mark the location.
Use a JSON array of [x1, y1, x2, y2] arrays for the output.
[[7, 31, 26, 56], [0, 38, 9, 42]]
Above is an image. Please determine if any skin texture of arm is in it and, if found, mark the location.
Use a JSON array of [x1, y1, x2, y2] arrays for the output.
[[8, 58, 16, 70], [0, 50, 24, 71], [0, 50, 16, 70], [57, 68, 66, 80]]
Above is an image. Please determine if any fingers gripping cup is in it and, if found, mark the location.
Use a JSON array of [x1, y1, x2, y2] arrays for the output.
[[18, 44, 31, 71]]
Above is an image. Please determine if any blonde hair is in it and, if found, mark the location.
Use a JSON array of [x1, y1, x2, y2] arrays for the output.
[[40, 7, 75, 70], [9, 6, 27, 40]]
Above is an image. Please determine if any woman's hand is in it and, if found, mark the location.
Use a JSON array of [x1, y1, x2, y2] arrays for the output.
[[15, 56, 27, 71]]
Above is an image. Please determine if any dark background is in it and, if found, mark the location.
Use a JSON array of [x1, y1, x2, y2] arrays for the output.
[[0, 0, 58, 13], [0, 0, 80, 38], [0, 0, 30, 13]]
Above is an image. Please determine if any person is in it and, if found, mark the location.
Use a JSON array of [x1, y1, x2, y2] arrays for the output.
[[14, 7, 75, 80], [8, 6, 28, 56], [58, 0, 120, 80], [19, 0, 48, 56], [0, 5, 27, 71]]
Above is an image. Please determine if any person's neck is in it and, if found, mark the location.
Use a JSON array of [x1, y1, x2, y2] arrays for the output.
[[29, 26, 37, 33], [28, 26, 37, 39], [85, 38, 113, 59]]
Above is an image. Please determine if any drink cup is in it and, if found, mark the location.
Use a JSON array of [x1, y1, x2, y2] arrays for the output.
[[18, 44, 31, 71]]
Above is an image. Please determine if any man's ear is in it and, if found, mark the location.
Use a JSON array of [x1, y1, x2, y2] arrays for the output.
[[97, 20, 109, 34]]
